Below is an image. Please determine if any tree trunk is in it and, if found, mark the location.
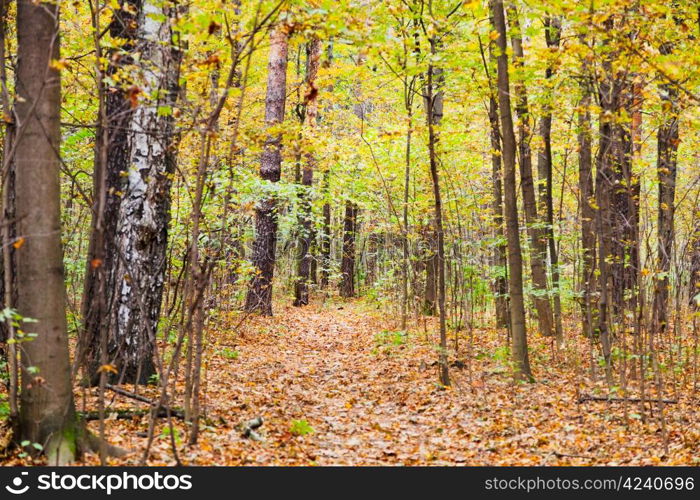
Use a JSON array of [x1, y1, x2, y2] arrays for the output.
[[652, 41, 680, 335], [492, 0, 532, 381], [109, 0, 182, 383], [245, 26, 290, 315], [577, 46, 596, 339], [595, 94, 615, 385], [507, 5, 554, 339], [423, 225, 438, 316], [294, 37, 322, 307], [319, 42, 333, 290], [15, 0, 79, 462], [366, 232, 380, 287], [536, 14, 563, 345], [81, 0, 140, 386], [593, 18, 640, 388], [485, 34, 509, 330], [690, 212, 700, 310], [0, 0, 14, 346], [594, 17, 631, 384], [401, 106, 413, 329], [425, 36, 450, 387], [320, 171, 331, 289], [339, 201, 358, 298]]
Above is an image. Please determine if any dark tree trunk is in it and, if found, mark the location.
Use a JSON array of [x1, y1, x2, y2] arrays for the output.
[[294, 38, 322, 307], [422, 53, 443, 319], [310, 230, 318, 284], [484, 34, 508, 330], [81, 0, 140, 386], [245, 26, 290, 315], [594, 17, 635, 383], [490, 95, 509, 329], [423, 225, 438, 316], [690, 214, 700, 310], [339, 201, 358, 298], [652, 42, 680, 334], [15, 0, 79, 462], [492, 0, 532, 381], [401, 107, 413, 329], [1, 127, 15, 402], [0, 0, 14, 345], [506, 5, 554, 339], [536, 14, 563, 345], [318, 42, 333, 290], [595, 83, 616, 384], [621, 87, 641, 315], [425, 36, 450, 387], [319, 172, 331, 289], [577, 44, 596, 339], [599, 39, 639, 356], [600, 71, 639, 324], [366, 232, 380, 286]]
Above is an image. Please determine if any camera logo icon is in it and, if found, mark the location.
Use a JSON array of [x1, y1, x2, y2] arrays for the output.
[[5, 472, 29, 494]]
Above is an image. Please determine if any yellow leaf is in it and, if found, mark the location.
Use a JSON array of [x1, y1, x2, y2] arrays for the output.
[[50, 59, 70, 71]]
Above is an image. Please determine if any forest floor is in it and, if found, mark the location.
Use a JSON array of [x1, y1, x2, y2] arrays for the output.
[[2, 297, 700, 465]]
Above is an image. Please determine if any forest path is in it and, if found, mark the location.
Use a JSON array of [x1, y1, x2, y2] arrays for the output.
[[192, 299, 695, 466], [79, 299, 697, 465], [205, 300, 467, 465]]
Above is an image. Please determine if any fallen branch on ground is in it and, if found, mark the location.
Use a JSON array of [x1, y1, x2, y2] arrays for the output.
[[104, 384, 186, 419], [80, 408, 186, 421], [577, 394, 677, 404]]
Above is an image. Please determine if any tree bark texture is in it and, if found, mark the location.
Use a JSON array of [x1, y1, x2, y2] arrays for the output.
[[294, 37, 322, 307], [15, 0, 80, 462], [652, 41, 680, 334], [245, 26, 290, 315], [492, 0, 532, 381], [108, 0, 182, 383], [82, 0, 141, 385], [506, 5, 554, 339], [339, 201, 358, 298]]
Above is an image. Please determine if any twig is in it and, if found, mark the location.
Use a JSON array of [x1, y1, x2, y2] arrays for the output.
[[81, 408, 186, 421], [105, 383, 186, 419], [577, 394, 677, 404]]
